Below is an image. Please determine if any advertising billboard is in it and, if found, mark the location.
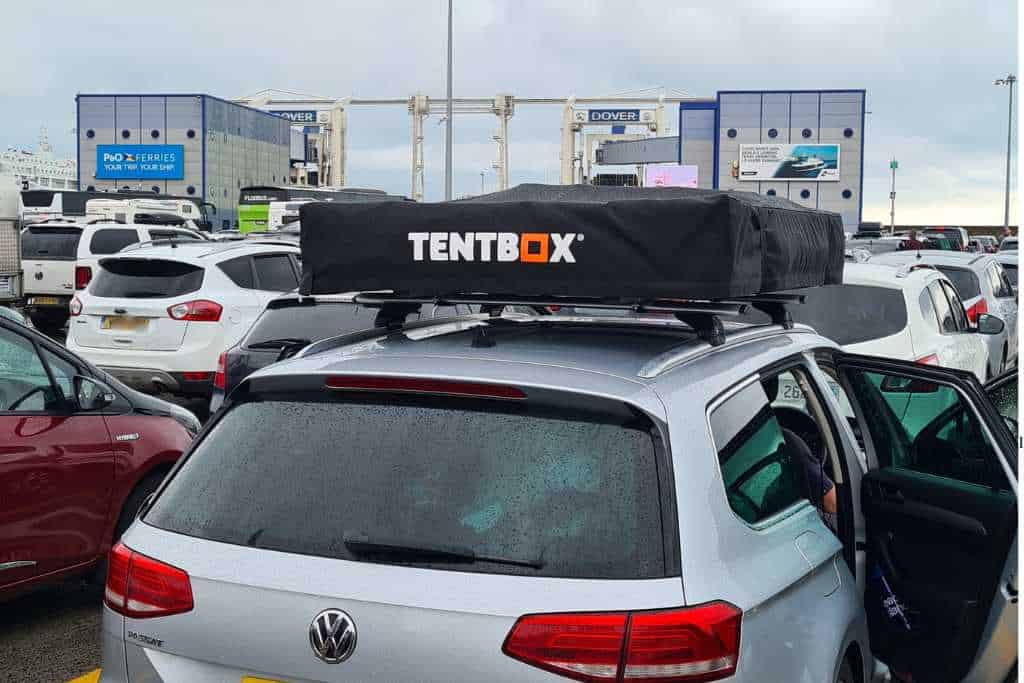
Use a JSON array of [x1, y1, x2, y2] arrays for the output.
[[270, 110, 318, 124], [738, 144, 840, 181], [95, 145, 184, 180], [644, 164, 698, 188]]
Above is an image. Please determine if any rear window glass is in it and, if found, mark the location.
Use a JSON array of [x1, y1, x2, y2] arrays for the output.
[[218, 256, 254, 288], [89, 229, 140, 255], [21, 227, 82, 260], [741, 285, 907, 345], [19, 190, 56, 208], [253, 254, 298, 291], [146, 396, 668, 579], [91, 259, 203, 298], [934, 266, 981, 300], [245, 302, 372, 347]]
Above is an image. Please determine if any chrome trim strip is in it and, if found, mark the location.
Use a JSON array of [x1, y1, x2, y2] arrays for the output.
[[0, 560, 36, 571]]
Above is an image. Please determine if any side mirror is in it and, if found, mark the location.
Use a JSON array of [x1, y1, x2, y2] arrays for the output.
[[74, 375, 116, 411], [976, 313, 1006, 336]]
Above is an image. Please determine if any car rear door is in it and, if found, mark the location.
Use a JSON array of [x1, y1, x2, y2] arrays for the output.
[[72, 257, 203, 351], [0, 326, 114, 588], [21, 226, 81, 297], [984, 263, 1017, 361], [831, 354, 1016, 683]]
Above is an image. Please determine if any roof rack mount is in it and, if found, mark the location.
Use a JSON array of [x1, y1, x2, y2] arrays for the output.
[[349, 292, 808, 346]]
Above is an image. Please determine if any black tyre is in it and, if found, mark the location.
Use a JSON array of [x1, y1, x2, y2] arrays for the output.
[[836, 657, 857, 683], [92, 470, 168, 584], [29, 309, 68, 337]]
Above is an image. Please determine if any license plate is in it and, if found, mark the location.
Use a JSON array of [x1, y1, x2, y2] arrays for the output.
[[101, 316, 148, 332], [29, 296, 61, 306], [241, 677, 287, 683]]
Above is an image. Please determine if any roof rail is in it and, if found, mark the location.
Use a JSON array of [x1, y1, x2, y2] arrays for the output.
[[349, 293, 801, 346], [118, 236, 198, 252]]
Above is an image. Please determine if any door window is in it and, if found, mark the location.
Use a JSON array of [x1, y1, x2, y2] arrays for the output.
[[253, 254, 299, 292], [918, 288, 941, 334], [841, 367, 1008, 490], [940, 281, 970, 331], [986, 375, 1017, 438], [40, 348, 77, 402], [710, 380, 807, 524], [0, 329, 62, 412], [927, 283, 957, 334], [218, 256, 255, 288], [89, 228, 140, 255], [986, 265, 1014, 298]]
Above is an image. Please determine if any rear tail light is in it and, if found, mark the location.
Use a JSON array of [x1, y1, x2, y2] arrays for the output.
[[916, 353, 940, 365], [503, 602, 742, 683], [964, 297, 988, 324], [104, 542, 193, 619], [167, 300, 222, 322], [75, 266, 92, 290], [325, 376, 526, 400], [213, 351, 227, 390], [69, 296, 82, 317]]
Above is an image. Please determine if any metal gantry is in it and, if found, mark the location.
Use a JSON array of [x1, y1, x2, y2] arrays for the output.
[[235, 89, 698, 199]]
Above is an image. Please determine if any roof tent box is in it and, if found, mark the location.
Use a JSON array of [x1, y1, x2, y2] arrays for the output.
[[299, 184, 844, 300]]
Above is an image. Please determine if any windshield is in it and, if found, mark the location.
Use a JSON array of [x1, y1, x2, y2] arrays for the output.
[[934, 266, 982, 299], [21, 227, 81, 260], [740, 284, 907, 345], [91, 259, 204, 298], [146, 394, 668, 579]]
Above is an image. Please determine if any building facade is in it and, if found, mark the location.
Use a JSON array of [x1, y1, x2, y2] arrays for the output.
[[679, 89, 866, 230], [77, 94, 291, 228]]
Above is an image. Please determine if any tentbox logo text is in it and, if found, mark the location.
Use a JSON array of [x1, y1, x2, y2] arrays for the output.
[[408, 232, 582, 263]]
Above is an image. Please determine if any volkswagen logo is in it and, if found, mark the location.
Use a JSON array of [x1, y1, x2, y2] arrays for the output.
[[309, 609, 357, 663]]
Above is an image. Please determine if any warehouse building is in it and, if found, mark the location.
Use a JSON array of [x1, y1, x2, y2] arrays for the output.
[[77, 94, 292, 228]]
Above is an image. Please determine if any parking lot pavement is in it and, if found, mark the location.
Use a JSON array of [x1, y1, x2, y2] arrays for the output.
[[0, 581, 102, 683]]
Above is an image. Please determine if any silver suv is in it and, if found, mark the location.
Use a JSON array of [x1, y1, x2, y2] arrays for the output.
[[98, 306, 1017, 683]]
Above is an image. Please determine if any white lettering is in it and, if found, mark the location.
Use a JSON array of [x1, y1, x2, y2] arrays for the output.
[[550, 233, 577, 263], [429, 232, 448, 260], [408, 232, 429, 261], [448, 232, 474, 261], [497, 233, 518, 262], [475, 232, 497, 262]]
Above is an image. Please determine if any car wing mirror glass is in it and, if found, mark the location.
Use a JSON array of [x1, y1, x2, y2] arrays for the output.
[[976, 313, 1006, 336], [74, 375, 116, 411]]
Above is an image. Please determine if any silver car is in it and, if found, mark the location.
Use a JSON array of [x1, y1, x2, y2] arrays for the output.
[[98, 310, 1017, 683]]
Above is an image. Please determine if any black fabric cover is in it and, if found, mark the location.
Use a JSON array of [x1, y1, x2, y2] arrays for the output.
[[299, 184, 845, 299]]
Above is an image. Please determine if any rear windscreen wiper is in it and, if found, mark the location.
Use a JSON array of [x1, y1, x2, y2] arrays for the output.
[[247, 337, 311, 350], [342, 531, 543, 569]]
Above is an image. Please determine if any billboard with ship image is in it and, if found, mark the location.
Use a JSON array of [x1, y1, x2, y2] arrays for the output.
[[738, 144, 840, 181]]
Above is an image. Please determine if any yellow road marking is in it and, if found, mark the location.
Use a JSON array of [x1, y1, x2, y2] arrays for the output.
[[66, 669, 100, 683]]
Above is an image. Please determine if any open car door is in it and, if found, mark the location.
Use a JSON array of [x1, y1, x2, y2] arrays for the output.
[[833, 354, 1017, 683]]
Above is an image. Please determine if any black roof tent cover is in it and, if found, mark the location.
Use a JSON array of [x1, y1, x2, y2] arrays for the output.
[[298, 184, 845, 300]]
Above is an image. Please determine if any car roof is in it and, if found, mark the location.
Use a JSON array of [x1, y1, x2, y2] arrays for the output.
[[870, 250, 993, 269], [841, 261, 938, 288], [107, 240, 298, 263], [994, 252, 1018, 264]]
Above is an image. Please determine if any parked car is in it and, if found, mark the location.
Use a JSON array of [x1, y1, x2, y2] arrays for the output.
[[921, 227, 970, 251], [999, 236, 1017, 252], [209, 293, 475, 412], [994, 252, 1018, 293], [969, 235, 999, 253], [20, 219, 83, 334], [740, 262, 1000, 381], [66, 241, 301, 398], [99, 305, 1017, 683], [871, 251, 1017, 376], [0, 315, 198, 600], [74, 221, 205, 291]]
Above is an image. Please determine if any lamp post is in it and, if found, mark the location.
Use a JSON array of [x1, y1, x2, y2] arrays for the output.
[[889, 158, 898, 234], [995, 74, 1016, 232], [444, 0, 454, 200], [480, 170, 485, 195]]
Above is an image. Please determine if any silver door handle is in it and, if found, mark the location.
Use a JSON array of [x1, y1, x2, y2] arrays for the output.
[[0, 560, 36, 571]]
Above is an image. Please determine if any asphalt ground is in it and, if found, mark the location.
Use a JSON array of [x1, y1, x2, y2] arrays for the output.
[[3, 322, 209, 682]]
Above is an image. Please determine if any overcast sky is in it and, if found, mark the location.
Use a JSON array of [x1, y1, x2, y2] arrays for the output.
[[2, 1, 1018, 224]]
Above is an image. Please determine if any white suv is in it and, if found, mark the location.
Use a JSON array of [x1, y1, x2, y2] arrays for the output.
[[66, 241, 301, 397], [74, 221, 205, 291]]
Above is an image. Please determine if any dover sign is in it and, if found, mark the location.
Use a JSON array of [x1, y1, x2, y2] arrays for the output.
[[574, 109, 657, 124], [96, 145, 184, 180]]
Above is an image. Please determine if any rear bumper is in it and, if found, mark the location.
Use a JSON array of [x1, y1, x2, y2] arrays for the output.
[[101, 367, 213, 397]]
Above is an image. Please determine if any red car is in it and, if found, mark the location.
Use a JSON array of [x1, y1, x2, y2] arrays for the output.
[[0, 316, 199, 599]]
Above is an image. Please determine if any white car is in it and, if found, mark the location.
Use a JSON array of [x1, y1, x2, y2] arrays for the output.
[[757, 262, 997, 381], [66, 241, 301, 397], [871, 251, 1017, 376], [994, 252, 1018, 293], [999, 235, 1017, 252], [75, 221, 205, 291], [20, 219, 84, 334]]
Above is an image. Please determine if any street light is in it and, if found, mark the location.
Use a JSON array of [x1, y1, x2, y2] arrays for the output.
[[995, 73, 1016, 232], [445, 0, 454, 200]]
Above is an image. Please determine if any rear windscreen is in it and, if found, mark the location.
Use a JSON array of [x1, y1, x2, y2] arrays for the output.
[[21, 227, 81, 260], [246, 303, 372, 347], [91, 259, 203, 298], [741, 284, 907, 345], [146, 395, 668, 579], [20, 190, 57, 208], [935, 266, 981, 300]]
